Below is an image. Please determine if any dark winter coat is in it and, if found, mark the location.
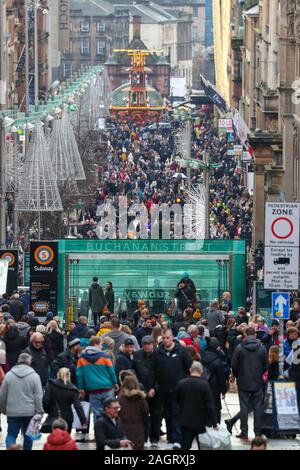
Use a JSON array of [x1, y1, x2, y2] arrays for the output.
[[176, 376, 217, 433], [135, 326, 153, 346], [115, 351, 133, 380], [4, 328, 27, 368], [43, 378, 87, 432], [172, 319, 189, 336], [153, 341, 193, 393], [25, 344, 49, 386], [42, 334, 54, 363], [175, 285, 194, 311], [105, 288, 115, 313], [132, 349, 155, 392], [231, 337, 268, 391], [235, 314, 249, 326], [47, 330, 64, 359], [201, 348, 227, 417], [95, 412, 125, 450], [11, 299, 24, 322], [68, 323, 89, 342], [261, 332, 279, 353], [202, 349, 227, 394], [119, 388, 149, 450], [268, 361, 279, 381], [89, 282, 106, 313], [51, 348, 79, 385]]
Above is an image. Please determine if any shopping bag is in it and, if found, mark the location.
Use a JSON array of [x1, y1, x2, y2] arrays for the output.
[[72, 401, 91, 430], [198, 426, 232, 450], [25, 414, 42, 441]]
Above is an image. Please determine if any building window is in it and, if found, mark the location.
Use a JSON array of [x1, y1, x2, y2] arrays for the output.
[[96, 40, 105, 55], [192, 6, 198, 17], [63, 63, 72, 78], [192, 26, 198, 41], [80, 40, 90, 55], [80, 22, 90, 33], [96, 22, 106, 33]]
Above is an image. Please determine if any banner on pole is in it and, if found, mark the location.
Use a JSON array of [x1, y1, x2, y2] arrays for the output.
[[0, 259, 8, 296], [200, 75, 228, 113]]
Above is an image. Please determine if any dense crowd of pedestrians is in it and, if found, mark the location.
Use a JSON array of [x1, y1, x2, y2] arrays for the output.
[[0, 279, 300, 450], [68, 113, 253, 242]]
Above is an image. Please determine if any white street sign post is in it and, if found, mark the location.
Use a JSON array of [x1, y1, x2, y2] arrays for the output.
[[265, 202, 300, 378]]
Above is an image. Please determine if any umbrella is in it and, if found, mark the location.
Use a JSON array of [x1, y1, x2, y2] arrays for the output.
[[173, 172, 187, 179]]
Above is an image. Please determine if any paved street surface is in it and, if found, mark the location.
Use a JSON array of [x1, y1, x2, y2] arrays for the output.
[[0, 393, 299, 451]]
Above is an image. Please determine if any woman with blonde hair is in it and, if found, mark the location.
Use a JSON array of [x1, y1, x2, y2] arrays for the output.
[[43, 367, 87, 433], [119, 374, 149, 450], [46, 320, 64, 359], [152, 324, 162, 347]]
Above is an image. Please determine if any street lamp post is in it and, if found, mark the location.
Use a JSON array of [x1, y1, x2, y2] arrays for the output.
[[34, 0, 39, 112], [203, 150, 210, 240], [0, 0, 6, 247]]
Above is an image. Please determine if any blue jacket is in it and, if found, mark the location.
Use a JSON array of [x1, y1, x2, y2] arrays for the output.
[[284, 338, 292, 358], [76, 346, 117, 392]]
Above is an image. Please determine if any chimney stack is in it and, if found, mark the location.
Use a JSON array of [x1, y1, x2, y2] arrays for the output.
[[133, 15, 141, 39]]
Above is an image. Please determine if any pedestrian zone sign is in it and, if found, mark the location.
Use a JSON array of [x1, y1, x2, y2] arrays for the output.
[[272, 292, 290, 320]]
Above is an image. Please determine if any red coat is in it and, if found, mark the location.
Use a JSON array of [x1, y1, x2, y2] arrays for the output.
[[181, 337, 200, 353], [43, 429, 78, 451]]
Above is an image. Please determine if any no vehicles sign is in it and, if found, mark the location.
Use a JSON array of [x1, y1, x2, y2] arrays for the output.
[[264, 203, 300, 290], [265, 203, 300, 247]]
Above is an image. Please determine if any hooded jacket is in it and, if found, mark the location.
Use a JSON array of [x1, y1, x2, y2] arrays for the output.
[[76, 346, 117, 392], [0, 364, 44, 417], [43, 378, 87, 429], [207, 308, 225, 333], [16, 321, 31, 338], [153, 341, 193, 393], [89, 282, 106, 313], [101, 329, 130, 356], [43, 429, 78, 450], [231, 337, 268, 391]]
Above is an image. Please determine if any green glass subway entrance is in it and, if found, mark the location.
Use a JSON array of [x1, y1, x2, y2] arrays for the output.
[[57, 239, 246, 321]]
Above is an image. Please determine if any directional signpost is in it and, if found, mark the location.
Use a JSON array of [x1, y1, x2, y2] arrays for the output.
[[265, 203, 300, 378], [272, 292, 290, 320]]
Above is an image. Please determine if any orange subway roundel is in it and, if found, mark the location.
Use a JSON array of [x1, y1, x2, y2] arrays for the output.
[[1, 252, 16, 267], [34, 245, 55, 266]]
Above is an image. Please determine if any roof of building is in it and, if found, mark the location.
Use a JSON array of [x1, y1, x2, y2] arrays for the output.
[[70, 0, 118, 16], [111, 1, 178, 23], [110, 82, 164, 107]]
